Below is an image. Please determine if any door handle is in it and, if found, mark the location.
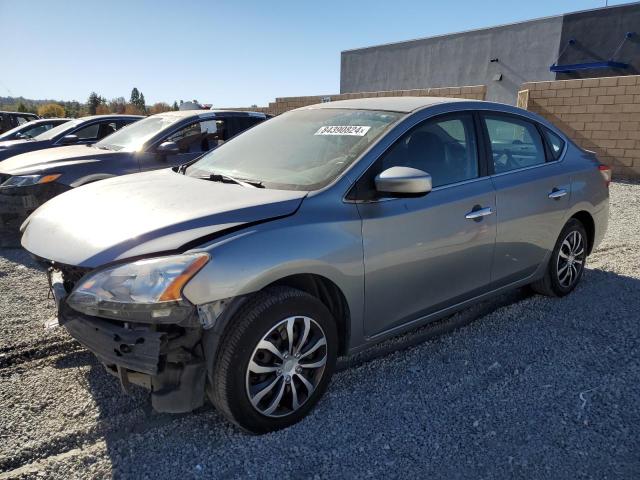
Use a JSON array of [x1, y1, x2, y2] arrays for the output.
[[548, 188, 568, 199], [465, 207, 494, 220]]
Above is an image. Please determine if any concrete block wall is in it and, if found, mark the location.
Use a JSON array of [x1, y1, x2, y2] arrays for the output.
[[223, 85, 486, 116], [521, 75, 640, 178]]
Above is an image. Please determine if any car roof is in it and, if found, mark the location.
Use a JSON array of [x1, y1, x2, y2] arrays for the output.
[[0, 111, 38, 116], [30, 118, 71, 123], [304, 96, 475, 113], [156, 109, 268, 119], [78, 114, 144, 121]]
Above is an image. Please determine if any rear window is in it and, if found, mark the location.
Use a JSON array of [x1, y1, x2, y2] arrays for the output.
[[543, 128, 566, 161]]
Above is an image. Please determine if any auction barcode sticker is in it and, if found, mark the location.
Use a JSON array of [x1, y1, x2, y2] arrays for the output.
[[315, 125, 371, 136]]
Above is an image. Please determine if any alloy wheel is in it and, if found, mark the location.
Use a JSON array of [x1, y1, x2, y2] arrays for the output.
[[556, 230, 586, 288], [245, 316, 328, 418]]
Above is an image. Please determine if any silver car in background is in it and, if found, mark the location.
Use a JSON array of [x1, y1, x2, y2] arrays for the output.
[[21, 97, 610, 433]]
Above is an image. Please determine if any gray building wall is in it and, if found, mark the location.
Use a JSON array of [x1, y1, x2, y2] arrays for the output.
[[557, 3, 640, 79], [340, 3, 640, 105]]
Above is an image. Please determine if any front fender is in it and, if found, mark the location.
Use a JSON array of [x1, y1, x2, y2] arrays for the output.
[[69, 173, 116, 188], [182, 200, 365, 341]]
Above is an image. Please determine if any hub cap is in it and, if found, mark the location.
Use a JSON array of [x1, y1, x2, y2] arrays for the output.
[[245, 316, 328, 418], [556, 230, 585, 288]]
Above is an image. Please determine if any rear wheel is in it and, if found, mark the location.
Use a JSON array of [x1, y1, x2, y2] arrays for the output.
[[207, 287, 337, 434], [532, 218, 587, 297]]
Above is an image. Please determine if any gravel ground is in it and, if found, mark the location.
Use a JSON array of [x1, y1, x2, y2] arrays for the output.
[[0, 181, 638, 479]]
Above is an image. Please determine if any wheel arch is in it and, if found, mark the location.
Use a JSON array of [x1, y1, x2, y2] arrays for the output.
[[570, 210, 595, 255], [265, 273, 351, 356]]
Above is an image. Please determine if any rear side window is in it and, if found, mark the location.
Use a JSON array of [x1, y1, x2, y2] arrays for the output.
[[543, 128, 565, 161], [483, 115, 546, 174]]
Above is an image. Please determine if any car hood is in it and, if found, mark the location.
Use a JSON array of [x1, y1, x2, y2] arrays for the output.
[[0, 139, 32, 148], [0, 139, 50, 161], [0, 145, 116, 174], [21, 169, 306, 267]]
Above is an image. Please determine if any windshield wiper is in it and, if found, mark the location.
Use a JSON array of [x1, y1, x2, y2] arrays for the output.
[[200, 173, 264, 188]]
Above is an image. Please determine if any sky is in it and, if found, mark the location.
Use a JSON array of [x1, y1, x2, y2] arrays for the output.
[[0, 0, 636, 107]]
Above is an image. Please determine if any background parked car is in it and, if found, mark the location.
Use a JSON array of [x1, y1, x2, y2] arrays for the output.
[[0, 118, 71, 141], [0, 114, 142, 162], [0, 110, 269, 226], [0, 111, 39, 134]]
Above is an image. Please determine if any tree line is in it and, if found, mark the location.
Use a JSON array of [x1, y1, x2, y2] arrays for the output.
[[1, 88, 184, 118]]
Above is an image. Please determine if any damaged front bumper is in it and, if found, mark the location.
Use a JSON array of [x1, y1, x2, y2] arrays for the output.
[[52, 271, 208, 414]]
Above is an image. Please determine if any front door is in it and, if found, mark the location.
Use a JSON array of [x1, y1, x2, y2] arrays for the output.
[[355, 113, 497, 337]]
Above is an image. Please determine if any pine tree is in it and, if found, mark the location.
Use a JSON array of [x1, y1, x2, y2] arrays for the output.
[[130, 88, 140, 105], [172, 101, 179, 111], [138, 92, 146, 113], [87, 92, 101, 115]]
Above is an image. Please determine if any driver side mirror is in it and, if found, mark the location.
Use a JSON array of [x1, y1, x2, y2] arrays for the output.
[[60, 134, 79, 145], [156, 141, 179, 155], [374, 166, 432, 197]]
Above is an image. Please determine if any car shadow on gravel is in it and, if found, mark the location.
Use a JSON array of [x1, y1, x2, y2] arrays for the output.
[[0, 245, 39, 268], [40, 266, 640, 478]]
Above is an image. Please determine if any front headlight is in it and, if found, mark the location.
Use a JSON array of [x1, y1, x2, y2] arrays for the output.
[[66, 253, 209, 323], [1, 173, 61, 189]]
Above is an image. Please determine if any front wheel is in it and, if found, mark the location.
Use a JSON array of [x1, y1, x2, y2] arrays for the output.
[[207, 287, 338, 434], [532, 218, 588, 297]]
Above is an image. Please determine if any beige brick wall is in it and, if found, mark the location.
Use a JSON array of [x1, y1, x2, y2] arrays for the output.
[[223, 85, 486, 116], [520, 75, 640, 179]]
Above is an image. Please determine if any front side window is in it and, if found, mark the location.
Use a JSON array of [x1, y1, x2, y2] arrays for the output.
[[166, 119, 225, 154], [483, 115, 546, 173], [74, 123, 100, 140], [187, 109, 402, 190], [378, 114, 479, 189]]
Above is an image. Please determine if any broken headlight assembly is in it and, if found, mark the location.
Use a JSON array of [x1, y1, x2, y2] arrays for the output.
[[66, 253, 209, 324], [0, 173, 61, 189]]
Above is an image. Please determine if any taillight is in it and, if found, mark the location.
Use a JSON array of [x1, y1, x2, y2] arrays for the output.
[[598, 164, 611, 188]]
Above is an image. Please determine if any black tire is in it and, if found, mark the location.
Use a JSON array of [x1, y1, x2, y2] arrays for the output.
[[207, 286, 338, 434], [531, 218, 588, 297]]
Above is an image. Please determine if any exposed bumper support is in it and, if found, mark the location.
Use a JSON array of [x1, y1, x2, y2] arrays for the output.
[[58, 301, 207, 413]]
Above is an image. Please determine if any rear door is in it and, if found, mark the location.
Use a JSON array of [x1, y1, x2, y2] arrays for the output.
[[355, 112, 497, 337], [482, 113, 571, 287]]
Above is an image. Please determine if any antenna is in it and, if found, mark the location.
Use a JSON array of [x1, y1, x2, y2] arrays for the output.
[[0, 80, 13, 97]]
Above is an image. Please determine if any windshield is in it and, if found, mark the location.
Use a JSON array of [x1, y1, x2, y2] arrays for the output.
[[35, 119, 82, 140], [186, 109, 402, 190], [94, 115, 184, 151]]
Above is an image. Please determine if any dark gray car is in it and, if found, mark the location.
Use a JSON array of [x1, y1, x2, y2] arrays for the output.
[[0, 118, 71, 141], [0, 114, 142, 162], [21, 97, 609, 433], [0, 110, 268, 224], [0, 111, 38, 134]]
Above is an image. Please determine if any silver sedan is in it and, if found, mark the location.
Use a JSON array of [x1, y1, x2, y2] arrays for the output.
[[22, 97, 610, 433]]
